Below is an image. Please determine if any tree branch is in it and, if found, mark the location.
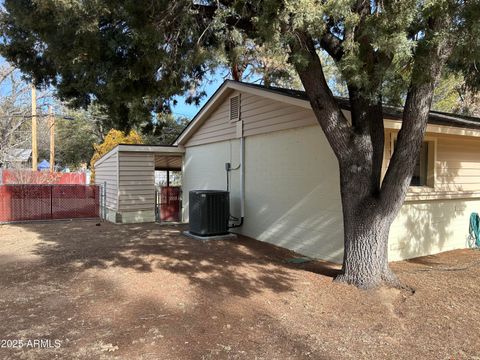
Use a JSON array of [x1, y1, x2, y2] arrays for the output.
[[381, 15, 453, 214], [192, 4, 254, 33], [290, 31, 353, 161], [319, 30, 344, 62]]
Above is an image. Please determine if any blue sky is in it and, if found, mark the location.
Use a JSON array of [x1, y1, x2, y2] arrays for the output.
[[1, 55, 226, 120], [171, 70, 228, 119]]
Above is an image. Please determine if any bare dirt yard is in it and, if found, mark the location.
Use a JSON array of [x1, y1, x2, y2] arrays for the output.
[[0, 220, 479, 359]]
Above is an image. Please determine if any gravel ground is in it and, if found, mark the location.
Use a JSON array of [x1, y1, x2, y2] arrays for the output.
[[0, 220, 479, 359]]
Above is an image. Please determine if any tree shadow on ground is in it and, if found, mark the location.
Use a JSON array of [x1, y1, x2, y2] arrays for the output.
[[289, 260, 342, 278], [0, 261, 329, 360], [10, 220, 336, 298]]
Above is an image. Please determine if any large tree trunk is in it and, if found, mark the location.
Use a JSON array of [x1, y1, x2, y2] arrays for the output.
[[289, 11, 451, 288], [335, 164, 399, 289]]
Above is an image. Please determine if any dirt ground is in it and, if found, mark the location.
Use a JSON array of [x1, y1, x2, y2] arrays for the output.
[[0, 220, 479, 360]]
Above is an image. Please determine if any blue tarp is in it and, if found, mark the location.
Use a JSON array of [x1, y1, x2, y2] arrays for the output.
[[37, 159, 50, 171]]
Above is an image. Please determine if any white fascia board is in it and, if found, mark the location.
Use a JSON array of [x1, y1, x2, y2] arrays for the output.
[[384, 119, 480, 138], [227, 82, 311, 109], [116, 145, 185, 155]]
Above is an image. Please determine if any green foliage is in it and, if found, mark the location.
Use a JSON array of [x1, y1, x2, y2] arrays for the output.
[[431, 72, 464, 113], [320, 51, 348, 97], [90, 128, 142, 182], [0, 0, 215, 130], [1, 0, 479, 127], [431, 71, 480, 117], [55, 110, 102, 170], [141, 114, 190, 145]]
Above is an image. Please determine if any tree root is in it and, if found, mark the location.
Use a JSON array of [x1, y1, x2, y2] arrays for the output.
[[334, 269, 415, 293]]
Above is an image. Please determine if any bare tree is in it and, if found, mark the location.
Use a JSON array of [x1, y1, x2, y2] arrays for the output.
[[0, 64, 54, 168], [0, 64, 31, 165]]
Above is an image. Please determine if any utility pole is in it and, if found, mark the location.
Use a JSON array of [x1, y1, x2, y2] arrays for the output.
[[31, 84, 37, 171], [49, 106, 55, 172]]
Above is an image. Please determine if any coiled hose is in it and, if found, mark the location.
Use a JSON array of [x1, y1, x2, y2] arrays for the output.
[[468, 212, 480, 248]]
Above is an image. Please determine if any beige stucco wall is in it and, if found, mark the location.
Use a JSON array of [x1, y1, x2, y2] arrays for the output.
[[389, 198, 477, 261], [182, 139, 241, 223], [184, 125, 345, 263], [183, 88, 480, 263], [241, 126, 344, 262]]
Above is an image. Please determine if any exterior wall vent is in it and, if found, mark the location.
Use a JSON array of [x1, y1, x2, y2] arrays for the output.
[[229, 95, 240, 122], [189, 190, 230, 236]]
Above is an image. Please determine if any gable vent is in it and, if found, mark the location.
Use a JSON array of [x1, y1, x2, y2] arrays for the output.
[[229, 95, 240, 121]]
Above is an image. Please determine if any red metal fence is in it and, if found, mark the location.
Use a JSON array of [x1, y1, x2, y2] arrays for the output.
[[0, 185, 99, 222], [158, 186, 181, 222], [0, 169, 86, 185]]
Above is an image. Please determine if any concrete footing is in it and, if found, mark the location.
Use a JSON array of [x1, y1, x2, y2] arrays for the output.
[[183, 231, 237, 241]]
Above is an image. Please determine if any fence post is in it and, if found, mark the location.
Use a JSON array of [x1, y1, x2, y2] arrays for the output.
[[155, 187, 159, 222], [50, 185, 53, 219], [103, 181, 107, 221], [99, 184, 102, 220]]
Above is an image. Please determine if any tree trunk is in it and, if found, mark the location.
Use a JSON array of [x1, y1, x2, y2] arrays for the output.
[[289, 19, 451, 288], [332, 158, 401, 289], [337, 213, 395, 289]]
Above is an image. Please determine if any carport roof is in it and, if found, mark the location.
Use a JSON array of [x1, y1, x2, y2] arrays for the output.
[[154, 154, 182, 171]]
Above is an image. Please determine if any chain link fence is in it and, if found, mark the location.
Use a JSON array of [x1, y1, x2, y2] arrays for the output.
[[0, 184, 99, 223]]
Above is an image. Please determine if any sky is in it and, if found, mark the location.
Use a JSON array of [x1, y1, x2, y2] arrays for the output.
[[1, 53, 226, 120], [171, 70, 228, 119]]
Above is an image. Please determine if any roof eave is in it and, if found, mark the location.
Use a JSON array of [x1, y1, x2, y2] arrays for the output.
[[174, 80, 312, 146], [174, 80, 480, 146]]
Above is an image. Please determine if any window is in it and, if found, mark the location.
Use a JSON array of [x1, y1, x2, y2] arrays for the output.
[[392, 138, 435, 188], [411, 142, 429, 186], [229, 95, 240, 122]]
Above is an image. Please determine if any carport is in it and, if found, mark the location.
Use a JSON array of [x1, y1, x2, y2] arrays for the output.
[[94, 144, 184, 223]]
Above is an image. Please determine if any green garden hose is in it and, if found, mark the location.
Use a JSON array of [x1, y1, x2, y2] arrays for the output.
[[468, 212, 480, 248]]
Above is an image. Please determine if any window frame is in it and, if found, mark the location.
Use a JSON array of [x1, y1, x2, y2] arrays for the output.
[[390, 134, 437, 189]]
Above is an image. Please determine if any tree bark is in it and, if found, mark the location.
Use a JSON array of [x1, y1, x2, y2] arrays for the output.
[[335, 163, 399, 289], [290, 13, 452, 288]]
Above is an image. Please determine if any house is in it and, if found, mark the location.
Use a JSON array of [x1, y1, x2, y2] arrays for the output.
[[95, 80, 480, 262], [0, 148, 32, 168]]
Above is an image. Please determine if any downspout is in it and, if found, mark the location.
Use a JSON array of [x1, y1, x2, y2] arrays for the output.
[[229, 132, 245, 229]]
